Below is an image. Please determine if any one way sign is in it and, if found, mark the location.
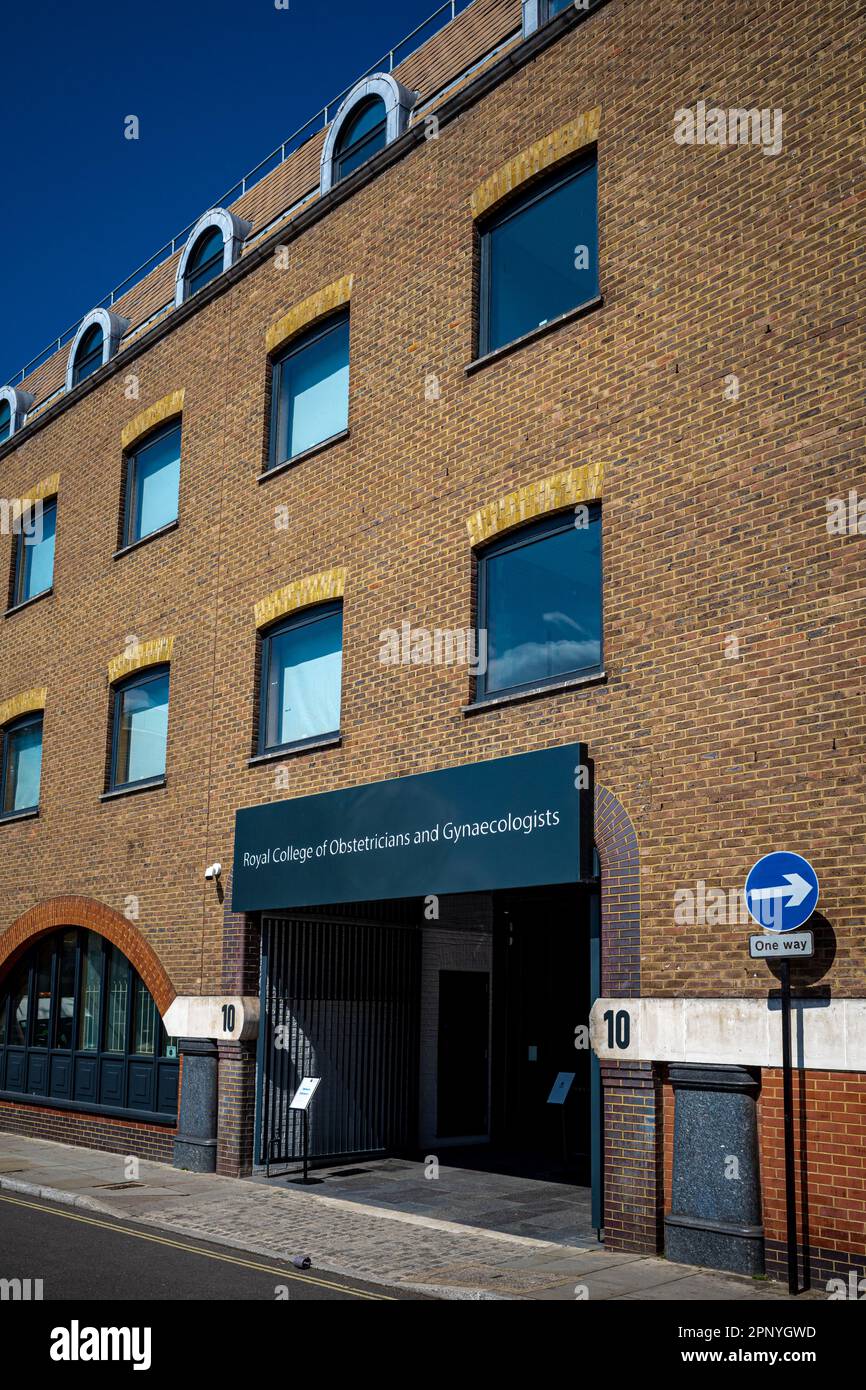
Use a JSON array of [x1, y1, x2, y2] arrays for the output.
[[745, 852, 819, 933]]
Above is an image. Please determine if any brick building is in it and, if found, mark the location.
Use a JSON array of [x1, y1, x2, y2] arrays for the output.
[[0, 0, 863, 1288]]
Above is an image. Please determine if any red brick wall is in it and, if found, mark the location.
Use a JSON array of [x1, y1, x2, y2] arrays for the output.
[[0, 1098, 176, 1164], [758, 1069, 866, 1287]]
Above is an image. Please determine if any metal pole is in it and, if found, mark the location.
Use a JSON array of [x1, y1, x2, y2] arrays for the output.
[[303, 1107, 309, 1183], [780, 960, 798, 1295]]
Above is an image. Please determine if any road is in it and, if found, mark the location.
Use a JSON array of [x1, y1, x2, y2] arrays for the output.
[[0, 1192, 429, 1301]]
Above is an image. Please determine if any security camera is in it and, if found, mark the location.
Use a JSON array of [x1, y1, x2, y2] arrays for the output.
[[205, 863, 222, 881]]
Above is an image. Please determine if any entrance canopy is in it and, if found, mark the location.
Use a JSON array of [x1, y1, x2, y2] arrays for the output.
[[232, 743, 592, 912]]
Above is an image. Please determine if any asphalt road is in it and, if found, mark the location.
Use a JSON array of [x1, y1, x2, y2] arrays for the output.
[[0, 1191, 428, 1301]]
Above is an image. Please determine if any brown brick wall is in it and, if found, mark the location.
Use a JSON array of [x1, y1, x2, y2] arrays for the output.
[[758, 1069, 866, 1288], [0, 0, 862, 1210]]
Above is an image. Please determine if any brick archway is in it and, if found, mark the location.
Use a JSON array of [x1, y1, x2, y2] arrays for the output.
[[0, 896, 177, 1015], [595, 783, 641, 997]]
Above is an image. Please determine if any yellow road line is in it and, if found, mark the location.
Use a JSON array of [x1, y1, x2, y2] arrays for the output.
[[0, 1192, 395, 1300]]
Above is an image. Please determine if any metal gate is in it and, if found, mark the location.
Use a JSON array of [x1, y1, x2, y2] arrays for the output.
[[258, 909, 421, 1169]]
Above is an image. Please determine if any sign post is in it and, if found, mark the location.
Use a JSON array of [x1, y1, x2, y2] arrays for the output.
[[745, 851, 819, 1297], [289, 1077, 321, 1184]]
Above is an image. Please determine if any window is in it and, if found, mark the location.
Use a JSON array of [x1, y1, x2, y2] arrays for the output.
[[0, 713, 43, 818], [123, 420, 181, 546], [0, 928, 179, 1121], [548, 0, 573, 14], [476, 508, 602, 700], [320, 73, 416, 195], [479, 153, 598, 356], [184, 226, 225, 297], [72, 323, 104, 385], [109, 666, 170, 791], [269, 312, 350, 467], [259, 603, 343, 754], [12, 495, 56, 606], [0, 401, 10, 444], [333, 97, 388, 183]]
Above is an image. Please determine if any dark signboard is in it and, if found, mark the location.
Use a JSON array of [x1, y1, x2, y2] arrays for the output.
[[231, 743, 592, 912]]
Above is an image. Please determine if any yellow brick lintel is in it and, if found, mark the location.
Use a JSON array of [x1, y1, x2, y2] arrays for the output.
[[466, 462, 604, 547], [255, 568, 347, 631], [265, 276, 354, 356], [0, 687, 47, 729], [108, 636, 175, 685], [121, 390, 185, 452], [470, 108, 601, 220], [22, 473, 60, 505]]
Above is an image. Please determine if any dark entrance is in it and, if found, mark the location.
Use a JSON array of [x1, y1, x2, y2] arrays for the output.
[[490, 883, 591, 1182], [437, 970, 489, 1137], [258, 901, 421, 1168]]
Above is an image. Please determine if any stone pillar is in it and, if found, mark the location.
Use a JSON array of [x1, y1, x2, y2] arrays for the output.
[[665, 1063, 764, 1275], [173, 1038, 219, 1173]]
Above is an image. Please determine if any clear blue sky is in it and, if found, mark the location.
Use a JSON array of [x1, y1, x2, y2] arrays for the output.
[[0, 0, 455, 387]]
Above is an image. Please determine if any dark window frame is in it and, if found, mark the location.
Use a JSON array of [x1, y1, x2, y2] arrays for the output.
[[72, 324, 105, 386], [121, 418, 182, 549], [0, 927, 178, 1124], [257, 600, 343, 757], [267, 310, 350, 472], [12, 494, 57, 608], [333, 97, 388, 184], [108, 664, 170, 794], [477, 150, 598, 358], [184, 226, 225, 298], [0, 401, 10, 444], [0, 711, 43, 820], [475, 505, 603, 702]]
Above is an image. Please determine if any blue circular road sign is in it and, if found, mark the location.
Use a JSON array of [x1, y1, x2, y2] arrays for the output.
[[745, 852, 819, 933]]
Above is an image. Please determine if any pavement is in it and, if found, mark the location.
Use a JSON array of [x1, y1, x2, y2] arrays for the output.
[[0, 1132, 820, 1301]]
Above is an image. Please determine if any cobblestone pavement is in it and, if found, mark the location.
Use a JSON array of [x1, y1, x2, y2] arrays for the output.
[[0, 1133, 820, 1301]]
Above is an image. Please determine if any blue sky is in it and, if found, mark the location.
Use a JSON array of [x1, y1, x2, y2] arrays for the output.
[[0, 0, 457, 387]]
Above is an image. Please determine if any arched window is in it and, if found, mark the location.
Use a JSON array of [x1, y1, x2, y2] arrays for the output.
[[174, 209, 251, 307], [0, 399, 10, 444], [258, 602, 343, 755], [184, 226, 225, 297], [72, 323, 104, 386], [64, 308, 129, 394], [320, 73, 418, 195], [108, 664, 170, 792], [333, 97, 388, 183], [0, 928, 178, 1121], [0, 712, 43, 819]]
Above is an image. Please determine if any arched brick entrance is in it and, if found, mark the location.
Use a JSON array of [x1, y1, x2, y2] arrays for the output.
[[594, 783, 641, 997], [0, 896, 176, 1015]]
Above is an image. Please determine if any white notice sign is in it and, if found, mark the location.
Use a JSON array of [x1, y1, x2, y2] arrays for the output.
[[290, 1077, 321, 1111]]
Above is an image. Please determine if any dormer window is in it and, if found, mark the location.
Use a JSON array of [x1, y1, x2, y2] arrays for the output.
[[64, 308, 129, 395], [184, 227, 226, 297], [320, 74, 418, 195], [72, 323, 104, 386], [174, 209, 251, 307], [0, 387, 34, 442], [333, 98, 388, 183]]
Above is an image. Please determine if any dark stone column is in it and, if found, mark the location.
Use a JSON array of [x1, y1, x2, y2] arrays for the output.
[[173, 1038, 219, 1173], [665, 1063, 764, 1275]]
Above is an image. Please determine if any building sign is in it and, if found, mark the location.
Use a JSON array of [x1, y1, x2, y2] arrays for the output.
[[232, 743, 591, 912]]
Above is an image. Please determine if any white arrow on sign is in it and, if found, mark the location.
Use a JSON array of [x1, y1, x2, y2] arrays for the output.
[[747, 873, 812, 909]]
